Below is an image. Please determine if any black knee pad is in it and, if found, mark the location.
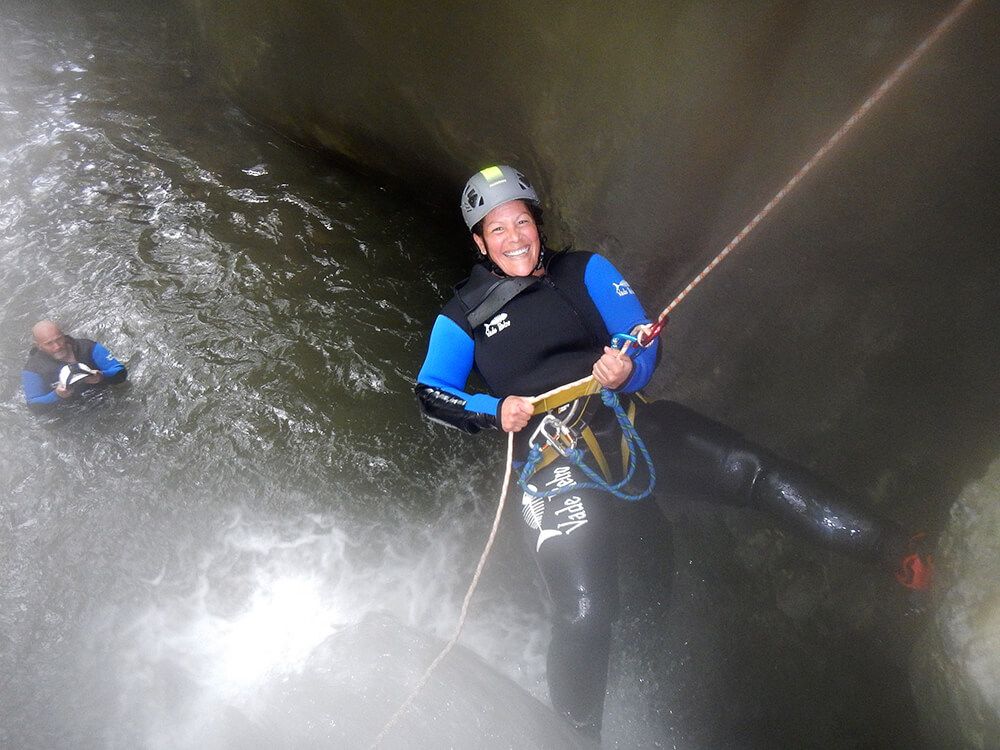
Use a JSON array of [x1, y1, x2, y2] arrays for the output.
[[550, 587, 617, 643], [718, 448, 766, 505]]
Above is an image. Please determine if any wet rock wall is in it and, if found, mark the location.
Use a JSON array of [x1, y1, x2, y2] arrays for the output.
[[914, 458, 1000, 749]]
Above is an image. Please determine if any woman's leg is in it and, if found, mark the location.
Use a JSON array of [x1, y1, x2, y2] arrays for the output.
[[520, 459, 619, 737], [637, 400, 906, 562]]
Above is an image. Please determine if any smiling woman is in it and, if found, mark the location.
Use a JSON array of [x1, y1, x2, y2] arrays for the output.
[[462, 166, 545, 278], [415, 163, 935, 740], [5, 0, 997, 747], [474, 201, 543, 277]]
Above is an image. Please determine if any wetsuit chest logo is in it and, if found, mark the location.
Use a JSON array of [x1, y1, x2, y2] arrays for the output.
[[613, 280, 634, 297], [484, 312, 511, 337]]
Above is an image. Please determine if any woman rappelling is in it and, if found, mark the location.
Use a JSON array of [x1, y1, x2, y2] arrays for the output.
[[413, 164, 932, 740]]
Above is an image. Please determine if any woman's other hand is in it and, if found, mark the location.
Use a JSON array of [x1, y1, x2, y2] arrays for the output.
[[500, 396, 534, 432], [592, 346, 633, 390]]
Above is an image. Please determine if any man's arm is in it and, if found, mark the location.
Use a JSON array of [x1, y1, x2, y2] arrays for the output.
[[91, 342, 127, 383], [22, 370, 59, 406]]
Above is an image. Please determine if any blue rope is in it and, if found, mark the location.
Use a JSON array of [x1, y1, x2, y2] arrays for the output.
[[517, 389, 656, 502]]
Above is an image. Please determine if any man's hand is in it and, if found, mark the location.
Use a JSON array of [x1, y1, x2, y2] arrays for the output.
[[55, 384, 72, 398], [83, 372, 103, 385], [500, 396, 534, 433], [592, 346, 633, 389]]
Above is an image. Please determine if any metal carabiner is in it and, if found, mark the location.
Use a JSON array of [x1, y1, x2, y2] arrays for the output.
[[529, 413, 577, 457], [610, 332, 642, 359]]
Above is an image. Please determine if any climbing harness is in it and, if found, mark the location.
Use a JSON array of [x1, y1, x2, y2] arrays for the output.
[[519, 388, 657, 502], [371, 1, 977, 744], [513, 323, 662, 503]]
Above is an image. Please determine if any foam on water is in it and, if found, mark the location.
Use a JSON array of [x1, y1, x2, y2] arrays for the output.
[[104, 504, 551, 747]]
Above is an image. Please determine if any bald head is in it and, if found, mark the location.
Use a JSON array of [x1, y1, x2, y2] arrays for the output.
[[32, 320, 61, 342], [32, 320, 72, 361]]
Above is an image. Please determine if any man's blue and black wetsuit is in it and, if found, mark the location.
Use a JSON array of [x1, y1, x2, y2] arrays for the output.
[[415, 250, 905, 737], [22, 336, 127, 412]]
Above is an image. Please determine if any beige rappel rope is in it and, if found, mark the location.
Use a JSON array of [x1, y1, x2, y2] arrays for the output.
[[631, 0, 978, 340], [370, 1, 976, 744]]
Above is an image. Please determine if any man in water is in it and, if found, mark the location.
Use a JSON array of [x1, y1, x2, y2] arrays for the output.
[[21, 320, 128, 412]]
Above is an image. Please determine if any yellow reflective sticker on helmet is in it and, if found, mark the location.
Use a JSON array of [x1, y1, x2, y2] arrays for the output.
[[480, 165, 506, 186]]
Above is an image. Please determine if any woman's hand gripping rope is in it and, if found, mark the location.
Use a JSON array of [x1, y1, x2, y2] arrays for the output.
[[500, 395, 534, 432], [501, 334, 641, 433], [593, 345, 634, 389], [518, 387, 656, 502]]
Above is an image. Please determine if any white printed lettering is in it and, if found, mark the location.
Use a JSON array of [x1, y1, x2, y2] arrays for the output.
[[613, 280, 634, 297], [484, 312, 511, 338]]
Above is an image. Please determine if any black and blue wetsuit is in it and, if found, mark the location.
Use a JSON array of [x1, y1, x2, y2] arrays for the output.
[[415, 250, 905, 737], [22, 336, 127, 412], [417, 250, 658, 438]]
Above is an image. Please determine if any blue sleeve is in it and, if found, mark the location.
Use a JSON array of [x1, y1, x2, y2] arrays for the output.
[[583, 254, 660, 392], [22, 370, 58, 405], [91, 342, 125, 378], [416, 315, 501, 417]]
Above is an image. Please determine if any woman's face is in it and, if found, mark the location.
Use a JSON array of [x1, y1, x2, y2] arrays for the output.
[[473, 200, 541, 277]]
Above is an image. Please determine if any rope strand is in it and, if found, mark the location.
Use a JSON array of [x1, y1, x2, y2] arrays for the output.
[[368, 432, 514, 749], [644, 0, 977, 331]]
